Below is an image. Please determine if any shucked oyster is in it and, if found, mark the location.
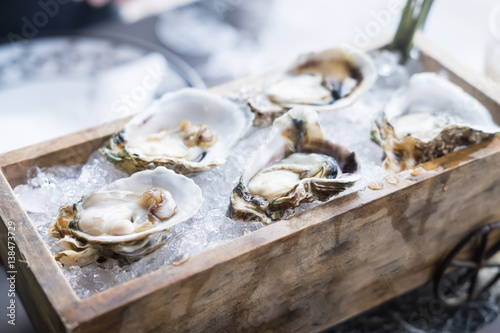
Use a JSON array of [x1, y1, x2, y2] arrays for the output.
[[248, 47, 377, 127], [228, 108, 360, 224], [49, 167, 202, 267], [372, 73, 500, 172], [101, 88, 252, 175]]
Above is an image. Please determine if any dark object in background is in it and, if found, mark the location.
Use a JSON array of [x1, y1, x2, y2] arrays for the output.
[[0, 0, 113, 40]]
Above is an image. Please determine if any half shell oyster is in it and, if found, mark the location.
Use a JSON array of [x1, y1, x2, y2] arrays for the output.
[[248, 47, 377, 127], [228, 108, 360, 224], [49, 167, 202, 267], [372, 73, 500, 172], [101, 88, 252, 175]]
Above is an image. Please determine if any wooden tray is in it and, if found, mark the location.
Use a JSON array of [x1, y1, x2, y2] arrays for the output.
[[1, 33, 500, 333]]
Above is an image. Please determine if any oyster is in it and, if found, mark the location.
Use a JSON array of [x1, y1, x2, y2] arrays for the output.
[[228, 108, 360, 224], [372, 73, 500, 172], [248, 47, 377, 127], [101, 88, 252, 175], [49, 167, 202, 267]]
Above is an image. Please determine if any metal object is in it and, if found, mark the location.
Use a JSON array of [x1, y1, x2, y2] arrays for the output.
[[0, 29, 206, 90], [389, 0, 434, 63], [434, 221, 500, 306]]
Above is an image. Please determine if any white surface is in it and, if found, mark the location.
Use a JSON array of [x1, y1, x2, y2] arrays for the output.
[[486, 3, 500, 81], [425, 0, 499, 74], [119, 0, 199, 23], [0, 52, 167, 154], [0, 78, 92, 153]]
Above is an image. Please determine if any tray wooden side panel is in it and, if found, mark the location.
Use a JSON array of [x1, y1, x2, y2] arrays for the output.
[[0, 171, 75, 332], [0, 118, 128, 188], [0, 216, 65, 333], [58, 139, 500, 333]]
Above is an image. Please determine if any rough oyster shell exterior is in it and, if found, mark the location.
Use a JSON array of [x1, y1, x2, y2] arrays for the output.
[[248, 47, 377, 127], [49, 167, 202, 267], [372, 73, 500, 172], [101, 88, 252, 175], [228, 108, 360, 224]]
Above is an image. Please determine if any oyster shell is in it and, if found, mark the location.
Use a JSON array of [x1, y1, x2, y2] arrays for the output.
[[228, 108, 360, 224], [372, 73, 500, 172], [49, 167, 202, 267], [248, 47, 377, 127], [101, 88, 252, 175]]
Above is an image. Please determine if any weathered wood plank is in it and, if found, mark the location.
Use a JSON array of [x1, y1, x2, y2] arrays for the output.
[[0, 118, 129, 188], [0, 171, 78, 331]]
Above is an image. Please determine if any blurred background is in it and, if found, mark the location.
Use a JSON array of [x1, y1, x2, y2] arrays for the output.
[[0, 0, 500, 332], [0, 0, 499, 154]]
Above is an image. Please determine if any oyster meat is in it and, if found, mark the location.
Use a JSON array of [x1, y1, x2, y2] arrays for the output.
[[49, 167, 202, 267], [248, 47, 377, 127], [125, 120, 218, 162], [101, 88, 252, 175], [228, 108, 360, 224], [372, 73, 500, 172]]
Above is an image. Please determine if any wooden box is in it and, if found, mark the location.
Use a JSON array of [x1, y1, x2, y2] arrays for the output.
[[1, 33, 500, 333]]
